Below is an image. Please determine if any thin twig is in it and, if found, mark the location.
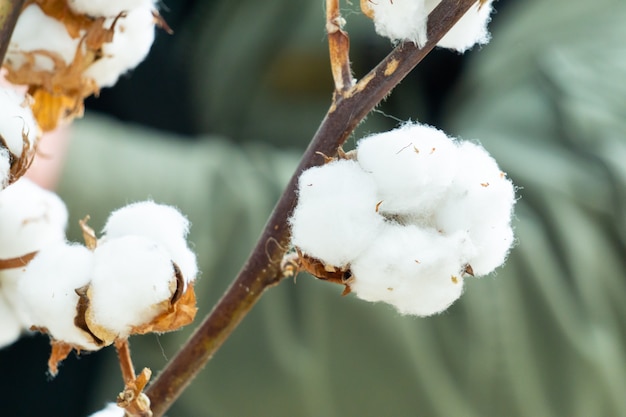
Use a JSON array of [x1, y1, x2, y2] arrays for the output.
[[146, 1, 480, 415], [326, 0, 353, 92]]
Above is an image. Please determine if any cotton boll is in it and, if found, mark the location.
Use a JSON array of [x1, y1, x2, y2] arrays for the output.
[[356, 123, 459, 219], [17, 242, 99, 350], [290, 159, 386, 268], [87, 403, 124, 417], [84, 7, 156, 87], [0, 178, 68, 259], [425, 0, 493, 52], [368, 0, 429, 46], [350, 223, 467, 316], [102, 201, 198, 283], [68, 0, 155, 17], [6, 5, 80, 72], [0, 87, 39, 159], [0, 292, 22, 348], [88, 236, 178, 340]]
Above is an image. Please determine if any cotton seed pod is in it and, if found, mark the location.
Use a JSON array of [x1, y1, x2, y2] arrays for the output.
[[82, 235, 196, 345], [0, 87, 40, 186]]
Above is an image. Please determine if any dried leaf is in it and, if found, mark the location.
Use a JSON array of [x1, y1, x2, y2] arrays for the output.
[[48, 340, 73, 376], [78, 216, 98, 250], [131, 284, 198, 335]]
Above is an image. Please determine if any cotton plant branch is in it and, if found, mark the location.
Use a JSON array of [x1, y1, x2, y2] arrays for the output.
[[145, 0, 481, 416]]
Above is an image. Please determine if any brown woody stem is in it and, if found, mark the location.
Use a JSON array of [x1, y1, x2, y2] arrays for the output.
[[146, 1, 480, 416]]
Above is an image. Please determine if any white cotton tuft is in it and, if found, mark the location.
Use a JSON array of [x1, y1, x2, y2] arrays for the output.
[[350, 224, 467, 316], [0, 86, 39, 159], [84, 6, 156, 87], [357, 123, 459, 219], [6, 4, 80, 72], [0, 178, 68, 259], [89, 236, 177, 339], [369, 0, 429, 46], [87, 403, 125, 417], [367, 0, 493, 51], [435, 141, 516, 275], [0, 148, 9, 189], [425, 0, 494, 52], [67, 0, 156, 17], [290, 159, 385, 267], [102, 201, 198, 284], [17, 242, 99, 350]]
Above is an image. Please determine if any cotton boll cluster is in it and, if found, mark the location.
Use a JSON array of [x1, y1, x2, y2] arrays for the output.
[[0, 87, 40, 188], [0, 183, 197, 370], [290, 123, 516, 316], [3, 0, 159, 131], [362, 0, 493, 51]]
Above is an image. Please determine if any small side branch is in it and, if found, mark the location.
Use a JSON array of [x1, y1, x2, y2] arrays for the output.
[[326, 0, 353, 93]]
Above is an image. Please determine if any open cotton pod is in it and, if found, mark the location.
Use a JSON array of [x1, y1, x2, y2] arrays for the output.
[[79, 235, 197, 346], [16, 242, 101, 374], [4, 0, 158, 131]]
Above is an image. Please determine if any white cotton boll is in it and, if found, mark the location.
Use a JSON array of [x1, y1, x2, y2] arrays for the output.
[[356, 123, 459, 219], [17, 242, 100, 350], [89, 236, 177, 338], [290, 159, 386, 268], [350, 223, 467, 316], [0, 292, 23, 348], [369, 0, 429, 46], [0, 87, 39, 158], [68, 0, 156, 17], [6, 5, 80, 72], [425, 0, 493, 52], [102, 201, 198, 283], [84, 7, 156, 87], [0, 148, 9, 189], [0, 178, 68, 259]]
